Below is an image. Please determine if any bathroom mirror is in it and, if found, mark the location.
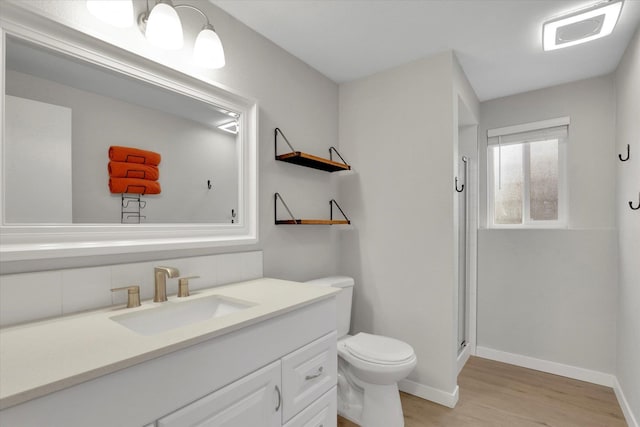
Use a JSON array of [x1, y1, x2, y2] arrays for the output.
[[5, 36, 242, 225], [0, 5, 258, 262]]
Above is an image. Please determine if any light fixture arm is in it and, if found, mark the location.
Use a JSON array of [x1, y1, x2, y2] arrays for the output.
[[174, 4, 213, 29], [139, 1, 215, 34]]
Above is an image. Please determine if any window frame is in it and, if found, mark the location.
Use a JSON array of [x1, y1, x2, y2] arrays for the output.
[[487, 118, 569, 229]]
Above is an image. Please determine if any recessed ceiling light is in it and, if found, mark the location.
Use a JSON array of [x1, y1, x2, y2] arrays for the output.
[[543, 0, 623, 51]]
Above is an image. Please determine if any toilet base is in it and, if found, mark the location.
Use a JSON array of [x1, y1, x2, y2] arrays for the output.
[[361, 383, 404, 427], [337, 364, 405, 427]]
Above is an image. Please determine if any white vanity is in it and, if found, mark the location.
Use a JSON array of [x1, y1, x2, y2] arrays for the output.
[[0, 279, 339, 427]]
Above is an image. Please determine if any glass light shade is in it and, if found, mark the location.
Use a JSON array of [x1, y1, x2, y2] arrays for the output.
[[87, 0, 134, 28], [194, 27, 226, 69], [145, 3, 184, 50]]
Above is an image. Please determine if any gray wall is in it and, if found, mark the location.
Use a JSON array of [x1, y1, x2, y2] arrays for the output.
[[338, 52, 479, 402], [2, 0, 340, 280], [477, 76, 618, 374], [615, 26, 640, 422]]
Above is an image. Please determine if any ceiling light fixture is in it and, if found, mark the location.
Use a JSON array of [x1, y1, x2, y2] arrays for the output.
[[543, 0, 624, 51]]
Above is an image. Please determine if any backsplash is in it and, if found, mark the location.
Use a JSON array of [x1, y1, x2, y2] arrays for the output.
[[0, 251, 263, 327]]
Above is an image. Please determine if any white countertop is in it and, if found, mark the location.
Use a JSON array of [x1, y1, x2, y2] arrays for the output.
[[0, 278, 338, 409]]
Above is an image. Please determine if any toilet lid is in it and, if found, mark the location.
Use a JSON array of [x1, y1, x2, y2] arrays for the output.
[[344, 333, 415, 364]]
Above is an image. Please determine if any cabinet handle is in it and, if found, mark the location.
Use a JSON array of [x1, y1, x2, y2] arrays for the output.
[[305, 366, 323, 380], [275, 385, 281, 412]]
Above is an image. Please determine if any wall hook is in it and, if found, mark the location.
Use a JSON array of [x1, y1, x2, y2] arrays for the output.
[[207, 180, 212, 189], [619, 144, 630, 162], [630, 193, 640, 210], [455, 177, 464, 192]]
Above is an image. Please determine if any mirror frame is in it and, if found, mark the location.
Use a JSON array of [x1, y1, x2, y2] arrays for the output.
[[0, 5, 258, 262]]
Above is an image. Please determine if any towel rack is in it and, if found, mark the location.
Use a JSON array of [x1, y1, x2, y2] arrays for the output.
[[121, 194, 146, 223]]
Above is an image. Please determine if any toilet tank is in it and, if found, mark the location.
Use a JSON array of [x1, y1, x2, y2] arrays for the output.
[[305, 276, 354, 338]]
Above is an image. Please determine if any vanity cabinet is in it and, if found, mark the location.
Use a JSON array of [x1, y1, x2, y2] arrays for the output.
[[153, 331, 337, 427], [0, 295, 337, 427]]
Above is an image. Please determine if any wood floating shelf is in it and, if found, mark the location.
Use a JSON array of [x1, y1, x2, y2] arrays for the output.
[[276, 152, 351, 172], [274, 193, 351, 225], [275, 219, 350, 225], [274, 128, 351, 173]]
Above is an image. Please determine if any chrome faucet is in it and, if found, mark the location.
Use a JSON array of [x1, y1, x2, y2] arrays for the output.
[[154, 266, 180, 302]]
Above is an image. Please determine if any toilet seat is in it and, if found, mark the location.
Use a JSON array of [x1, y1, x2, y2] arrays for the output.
[[343, 333, 415, 365]]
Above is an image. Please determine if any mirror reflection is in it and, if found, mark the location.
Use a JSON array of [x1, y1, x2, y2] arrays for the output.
[[4, 36, 240, 224]]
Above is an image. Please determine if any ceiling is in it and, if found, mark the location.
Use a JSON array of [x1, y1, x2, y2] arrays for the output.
[[211, 0, 640, 101]]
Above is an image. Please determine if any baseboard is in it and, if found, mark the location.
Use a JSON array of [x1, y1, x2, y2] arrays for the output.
[[457, 344, 471, 374], [613, 377, 639, 427], [475, 346, 615, 387], [398, 378, 459, 408]]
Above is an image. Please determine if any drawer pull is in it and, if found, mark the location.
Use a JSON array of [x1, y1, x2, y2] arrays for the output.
[[275, 385, 282, 412], [305, 366, 324, 380]]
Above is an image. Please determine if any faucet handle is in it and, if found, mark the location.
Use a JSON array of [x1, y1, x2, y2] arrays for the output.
[[111, 285, 141, 308], [177, 276, 200, 298]]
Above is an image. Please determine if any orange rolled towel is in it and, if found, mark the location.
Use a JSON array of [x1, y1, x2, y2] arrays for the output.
[[109, 146, 161, 166], [108, 161, 159, 181], [109, 178, 161, 194]]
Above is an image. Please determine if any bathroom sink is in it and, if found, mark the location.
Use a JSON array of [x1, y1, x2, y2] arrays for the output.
[[110, 295, 255, 336]]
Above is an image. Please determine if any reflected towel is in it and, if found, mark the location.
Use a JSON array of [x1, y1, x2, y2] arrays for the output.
[[108, 161, 159, 181], [109, 146, 161, 166], [109, 178, 161, 194]]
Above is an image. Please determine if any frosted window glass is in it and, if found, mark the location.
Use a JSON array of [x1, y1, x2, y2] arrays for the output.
[[529, 139, 559, 221], [493, 144, 523, 224]]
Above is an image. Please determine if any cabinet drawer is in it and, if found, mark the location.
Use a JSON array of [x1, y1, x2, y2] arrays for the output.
[[282, 331, 337, 422], [283, 386, 336, 427]]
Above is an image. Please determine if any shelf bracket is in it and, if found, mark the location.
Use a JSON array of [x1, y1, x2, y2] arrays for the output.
[[329, 146, 350, 167], [274, 127, 296, 158], [330, 199, 350, 223], [274, 192, 299, 224]]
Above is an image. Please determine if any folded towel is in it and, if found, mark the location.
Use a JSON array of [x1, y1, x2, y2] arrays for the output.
[[108, 161, 159, 181], [109, 178, 161, 195], [109, 146, 161, 166]]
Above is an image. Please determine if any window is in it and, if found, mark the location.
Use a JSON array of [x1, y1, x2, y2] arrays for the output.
[[487, 118, 568, 228]]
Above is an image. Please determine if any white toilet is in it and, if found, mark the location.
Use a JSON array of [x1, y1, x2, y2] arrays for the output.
[[306, 276, 417, 427]]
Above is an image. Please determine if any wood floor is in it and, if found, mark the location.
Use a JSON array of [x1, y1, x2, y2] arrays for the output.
[[338, 356, 626, 427]]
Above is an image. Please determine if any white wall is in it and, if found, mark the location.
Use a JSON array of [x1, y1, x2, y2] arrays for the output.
[[338, 52, 478, 406], [0, 251, 263, 327], [614, 26, 640, 425], [6, 70, 238, 224], [0, 0, 340, 281], [4, 95, 72, 223], [477, 76, 618, 375]]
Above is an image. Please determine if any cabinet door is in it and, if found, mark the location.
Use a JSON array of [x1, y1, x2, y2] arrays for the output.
[[157, 360, 281, 427]]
